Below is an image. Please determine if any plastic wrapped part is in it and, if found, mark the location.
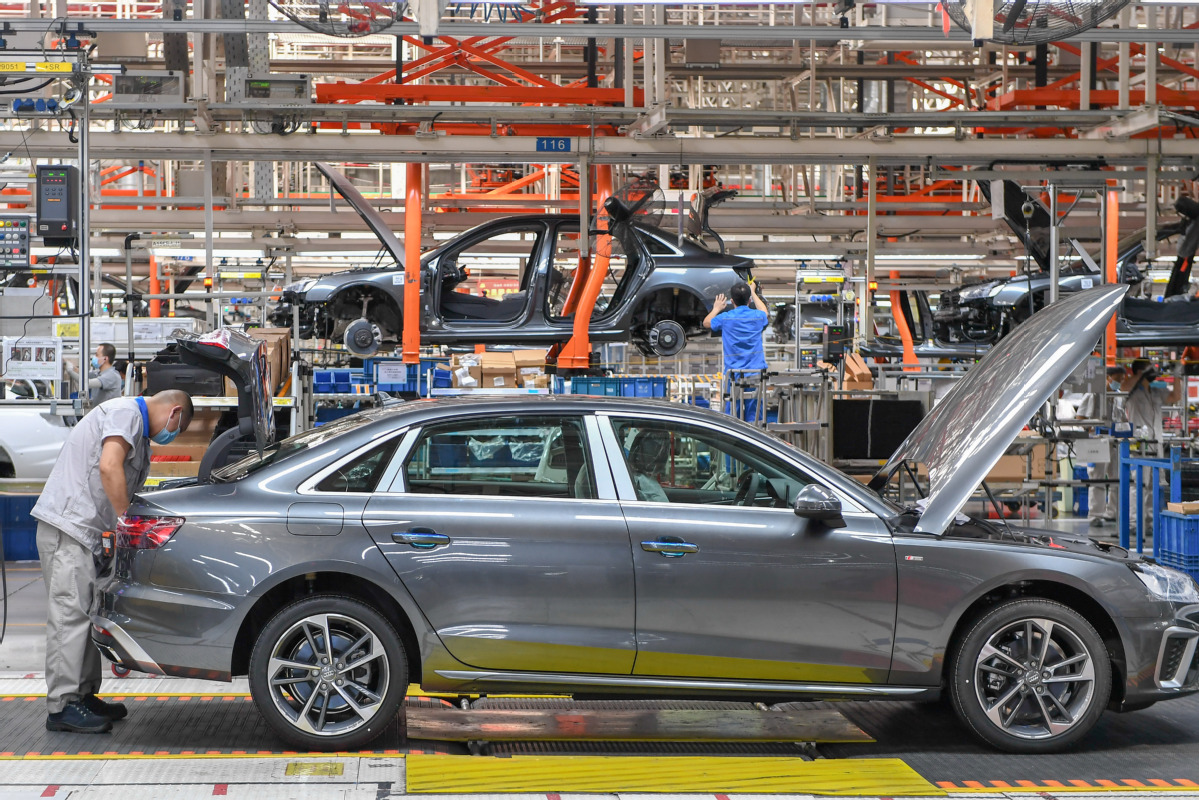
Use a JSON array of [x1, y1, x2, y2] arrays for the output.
[[509, 440, 544, 463], [175, 328, 275, 455], [468, 436, 506, 462]]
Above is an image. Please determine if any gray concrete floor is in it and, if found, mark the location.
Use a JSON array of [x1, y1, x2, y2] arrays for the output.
[[0, 562, 44, 674]]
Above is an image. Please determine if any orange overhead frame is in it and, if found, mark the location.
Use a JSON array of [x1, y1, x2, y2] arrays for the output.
[[316, 0, 641, 137], [403, 163, 423, 365], [887, 271, 919, 371], [149, 254, 161, 318], [558, 165, 613, 371], [1105, 187, 1118, 368]]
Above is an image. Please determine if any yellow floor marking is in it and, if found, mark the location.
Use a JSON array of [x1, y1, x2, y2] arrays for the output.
[[406, 755, 943, 795], [0, 752, 408, 761], [939, 782, 1199, 793]]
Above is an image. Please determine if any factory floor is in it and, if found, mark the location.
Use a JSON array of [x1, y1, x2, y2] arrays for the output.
[[1, 516, 1195, 800]]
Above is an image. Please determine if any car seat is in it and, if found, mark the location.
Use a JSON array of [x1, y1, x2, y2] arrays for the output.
[[627, 429, 671, 503]]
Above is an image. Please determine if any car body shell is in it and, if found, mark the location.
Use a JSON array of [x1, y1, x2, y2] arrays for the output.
[[273, 164, 752, 351]]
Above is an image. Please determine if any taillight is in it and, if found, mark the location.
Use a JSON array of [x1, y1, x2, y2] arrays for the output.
[[115, 515, 185, 550]]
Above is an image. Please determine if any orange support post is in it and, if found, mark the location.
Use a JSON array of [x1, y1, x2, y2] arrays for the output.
[[1105, 188, 1118, 368], [558, 165, 613, 371], [887, 271, 919, 371], [149, 254, 161, 317], [402, 164, 423, 365]]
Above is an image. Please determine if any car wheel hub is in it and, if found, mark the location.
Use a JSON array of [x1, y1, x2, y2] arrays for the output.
[[266, 613, 389, 737], [974, 617, 1095, 740], [647, 320, 686, 357]]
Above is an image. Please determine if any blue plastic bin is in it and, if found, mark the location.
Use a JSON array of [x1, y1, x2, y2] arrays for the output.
[[1, 494, 39, 560], [1158, 511, 1199, 578]]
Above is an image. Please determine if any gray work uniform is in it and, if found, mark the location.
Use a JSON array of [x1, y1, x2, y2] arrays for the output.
[[31, 398, 151, 713], [89, 368, 123, 406], [1125, 383, 1171, 535], [69, 366, 122, 407]]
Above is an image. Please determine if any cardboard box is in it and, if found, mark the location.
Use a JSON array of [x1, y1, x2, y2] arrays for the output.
[[147, 460, 201, 478], [1167, 501, 1199, 515], [481, 351, 518, 389], [986, 444, 1049, 482], [223, 327, 291, 396], [451, 353, 482, 389]]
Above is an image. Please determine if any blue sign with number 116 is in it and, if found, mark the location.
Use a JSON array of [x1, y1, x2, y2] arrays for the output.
[[536, 137, 571, 153]]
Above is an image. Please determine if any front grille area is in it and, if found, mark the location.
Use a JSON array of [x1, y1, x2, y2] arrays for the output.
[[1162, 638, 1188, 684], [1188, 644, 1199, 689]]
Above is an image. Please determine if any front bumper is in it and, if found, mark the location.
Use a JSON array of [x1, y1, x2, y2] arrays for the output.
[[1120, 608, 1199, 708], [91, 616, 165, 676]]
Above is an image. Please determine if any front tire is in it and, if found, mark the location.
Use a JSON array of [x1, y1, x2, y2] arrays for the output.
[[249, 595, 408, 751], [949, 598, 1110, 753]]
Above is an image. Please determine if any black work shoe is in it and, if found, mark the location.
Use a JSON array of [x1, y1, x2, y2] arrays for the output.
[[46, 701, 113, 734], [82, 694, 128, 721]]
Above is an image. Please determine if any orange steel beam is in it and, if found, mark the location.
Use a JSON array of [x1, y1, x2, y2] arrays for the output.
[[888, 270, 919, 372], [403, 163, 423, 365], [483, 169, 547, 195], [990, 87, 1199, 109], [149, 254, 161, 318], [1105, 187, 1118, 368], [559, 164, 613, 370]]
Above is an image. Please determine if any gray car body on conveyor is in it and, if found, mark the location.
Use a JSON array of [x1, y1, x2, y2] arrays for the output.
[[93, 287, 1199, 722], [275, 163, 753, 352]]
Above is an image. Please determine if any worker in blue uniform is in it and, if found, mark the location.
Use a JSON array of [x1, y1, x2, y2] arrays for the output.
[[704, 280, 769, 422]]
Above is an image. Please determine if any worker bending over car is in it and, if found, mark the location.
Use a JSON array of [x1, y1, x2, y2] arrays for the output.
[[31, 390, 194, 734]]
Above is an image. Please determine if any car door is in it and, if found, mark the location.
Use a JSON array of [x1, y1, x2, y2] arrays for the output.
[[362, 413, 637, 675], [599, 412, 897, 684]]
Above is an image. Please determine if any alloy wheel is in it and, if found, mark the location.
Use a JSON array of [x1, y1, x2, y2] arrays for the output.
[[973, 616, 1096, 740], [265, 612, 390, 737]]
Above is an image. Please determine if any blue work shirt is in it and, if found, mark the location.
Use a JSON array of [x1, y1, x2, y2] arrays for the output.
[[710, 304, 768, 371]]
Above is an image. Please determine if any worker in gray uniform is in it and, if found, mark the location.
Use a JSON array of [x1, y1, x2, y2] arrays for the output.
[[66, 343, 123, 407], [31, 389, 194, 733], [1122, 359, 1185, 537]]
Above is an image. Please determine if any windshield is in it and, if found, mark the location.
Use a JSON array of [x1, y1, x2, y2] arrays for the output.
[[210, 412, 379, 482]]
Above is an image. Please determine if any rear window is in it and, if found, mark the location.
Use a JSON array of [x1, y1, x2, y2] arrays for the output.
[[210, 413, 381, 482]]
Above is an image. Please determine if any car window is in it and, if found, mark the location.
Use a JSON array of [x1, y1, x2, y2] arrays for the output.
[[642, 233, 676, 256], [315, 436, 401, 493], [211, 412, 384, 482], [405, 416, 595, 499], [548, 226, 584, 319], [610, 418, 808, 508]]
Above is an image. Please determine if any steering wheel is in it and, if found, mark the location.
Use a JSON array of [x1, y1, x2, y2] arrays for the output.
[[733, 470, 762, 506]]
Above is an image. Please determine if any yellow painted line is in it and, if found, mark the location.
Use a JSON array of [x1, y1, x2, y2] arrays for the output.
[[406, 755, 942, 795], [0, 752, 408, 761], [936, 781, 1199, 793]]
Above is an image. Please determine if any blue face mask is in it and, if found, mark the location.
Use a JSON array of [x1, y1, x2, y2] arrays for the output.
[[152, 411, 181, 445], [90, 356, 100, 370]]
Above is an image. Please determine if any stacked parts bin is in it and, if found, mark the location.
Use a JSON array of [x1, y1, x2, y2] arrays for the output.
[[571, 377, 667, 398], [1158, 513, 1199, 579], [1, 494, 39, 561]]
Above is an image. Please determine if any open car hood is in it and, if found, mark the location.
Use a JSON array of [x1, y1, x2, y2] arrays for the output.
[[315, 161, 405, 269], [869, 285, 1126, 535], [175, 329, 275, 455]]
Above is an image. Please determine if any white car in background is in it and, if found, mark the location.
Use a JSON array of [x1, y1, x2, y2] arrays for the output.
[[0, 388, 74, 481]]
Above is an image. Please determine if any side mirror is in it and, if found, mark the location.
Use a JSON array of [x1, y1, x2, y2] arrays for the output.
[[793, 484, 846, 529]]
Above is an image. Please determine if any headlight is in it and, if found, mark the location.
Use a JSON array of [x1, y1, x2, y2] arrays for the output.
[[1132, 562, 1199, 603], [282, 278, 316, 294], [956, 282, 999, 302]]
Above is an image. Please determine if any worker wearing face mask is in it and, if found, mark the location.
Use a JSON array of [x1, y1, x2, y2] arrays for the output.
[[65, 343, 123, 408], [1088, 366, 1127, 528], [31, 390, 194, 734], [1120, 359, 1185, 538]]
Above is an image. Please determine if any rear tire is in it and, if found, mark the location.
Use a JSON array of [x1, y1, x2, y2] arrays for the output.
[[249, 594, 407, 751], [949, 598, 1110, 753]]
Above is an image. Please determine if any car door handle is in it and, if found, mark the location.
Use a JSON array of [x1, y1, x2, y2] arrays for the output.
[[392, 529, 450, 549], [641, 540, 699, 557]]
